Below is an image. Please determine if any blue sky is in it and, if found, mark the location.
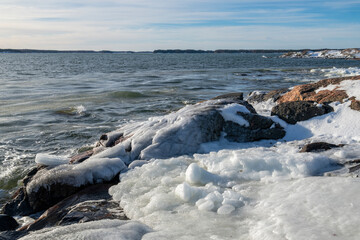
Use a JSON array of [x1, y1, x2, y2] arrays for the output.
[[0, 0, 359, 50]]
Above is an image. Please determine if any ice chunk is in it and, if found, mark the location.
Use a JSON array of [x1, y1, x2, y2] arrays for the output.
[[185, 163, 221, 185], [217, 204, 235, 215], [175, 182, 204, 202], [35, 153, 68, 166]]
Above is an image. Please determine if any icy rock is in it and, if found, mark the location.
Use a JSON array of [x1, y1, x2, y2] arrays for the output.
[[247, 88, 289, 103], [20, 184, 127, 232], [271, 101, 333, 124], [23, 157, 126, 213]]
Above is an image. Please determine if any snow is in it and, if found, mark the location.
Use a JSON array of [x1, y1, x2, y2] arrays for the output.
[[220, 103, 250, 127], [311, 67, 360, 78], [19, 219, 152, 240], [107, 98, 360, 240], [26, 81, 360, 239]]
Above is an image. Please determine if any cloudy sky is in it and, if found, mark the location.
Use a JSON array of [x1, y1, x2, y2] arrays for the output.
[[0, 0, 359, 51]]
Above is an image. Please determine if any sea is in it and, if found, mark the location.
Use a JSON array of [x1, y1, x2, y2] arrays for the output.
[[0, 52, 359, 227]]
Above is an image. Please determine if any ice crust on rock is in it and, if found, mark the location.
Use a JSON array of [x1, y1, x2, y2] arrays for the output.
[[26, 157, 126, 194], [19, 219, 152, 240]]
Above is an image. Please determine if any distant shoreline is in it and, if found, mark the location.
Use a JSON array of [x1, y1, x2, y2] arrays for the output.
[[0, 48, 353, 54]]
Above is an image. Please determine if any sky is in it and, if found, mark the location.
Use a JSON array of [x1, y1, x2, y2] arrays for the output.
[[0, 0, 359, 51]]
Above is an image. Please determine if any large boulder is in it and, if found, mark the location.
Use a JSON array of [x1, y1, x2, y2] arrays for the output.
[[271, 101, 333, 124], [224, 111, 285, 142], [277, 75, 360, 104]]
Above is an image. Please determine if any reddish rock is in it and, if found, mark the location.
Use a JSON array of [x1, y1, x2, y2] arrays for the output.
[[350, 100, 360, 111], [278, 75, 360, 104]]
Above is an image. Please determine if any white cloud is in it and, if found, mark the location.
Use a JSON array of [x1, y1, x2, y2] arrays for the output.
[[0, 0, 359, 50]]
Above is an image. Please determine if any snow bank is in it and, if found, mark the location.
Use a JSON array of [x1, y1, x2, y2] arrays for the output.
[[19, 219, 152, 240]]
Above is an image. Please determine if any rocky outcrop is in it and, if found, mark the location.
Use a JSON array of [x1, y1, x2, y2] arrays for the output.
[[271, 101, 333, 124], [280, 48, 360, 59], [0, 214, 18, 231], [277, 75, 360, 104], [299, 142, 344, 153], [247, 88, 288, 103]]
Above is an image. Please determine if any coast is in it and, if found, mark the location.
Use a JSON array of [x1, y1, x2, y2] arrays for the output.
[[1, 74, 360, 239]]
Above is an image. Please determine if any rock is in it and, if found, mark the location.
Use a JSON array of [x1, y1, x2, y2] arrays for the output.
[[0, 214, 18, 231], [224, 111, 286, 142], [212, 92, 243, 101], [271, 101, 333, 124], [299, 142, 344, 153], [20, 184, 127, 232], [69, 149, 94, 164], [277, 75, 360, 104], [0, 231, 25, 240], [349, 164, 360, 173], [350, 100, 360, 111], [247, 88, 289, 103], [1, 187, 32, 217]]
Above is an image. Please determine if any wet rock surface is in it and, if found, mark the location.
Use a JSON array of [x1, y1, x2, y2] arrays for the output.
[[271, 101, 333, 124]]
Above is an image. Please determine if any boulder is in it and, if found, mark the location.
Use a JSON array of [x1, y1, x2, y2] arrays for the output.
[[247, 88, 289, 103], [350, 100, 360, 111], [20, 184, 127, 232], [277, 76, 360, 104], [299, 142, 344, 153], [271, 101, 333, 124], [224, 111, 286, 142], [1, 187, 32, 217], [0, 214, 18, 231]]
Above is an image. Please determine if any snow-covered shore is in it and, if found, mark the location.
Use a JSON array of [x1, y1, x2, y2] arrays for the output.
[[2, 75, 360, 240], [281, 48, 360, 59]]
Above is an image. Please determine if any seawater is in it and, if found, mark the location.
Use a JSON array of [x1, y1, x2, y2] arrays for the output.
[[0, 52, 359, 206]]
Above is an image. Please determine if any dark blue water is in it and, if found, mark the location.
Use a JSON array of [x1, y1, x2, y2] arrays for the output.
[[0, 52, 359, 205]]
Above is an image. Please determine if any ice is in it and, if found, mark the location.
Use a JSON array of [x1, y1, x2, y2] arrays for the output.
[[35, 153, 69, 166], [220, 103, 250, 127], [185, 163, 221, 185], [27, 157, 126, 193], [249, 177, 360, 240], [19, 219, 152, 240], [311, 67, 360, 78]]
